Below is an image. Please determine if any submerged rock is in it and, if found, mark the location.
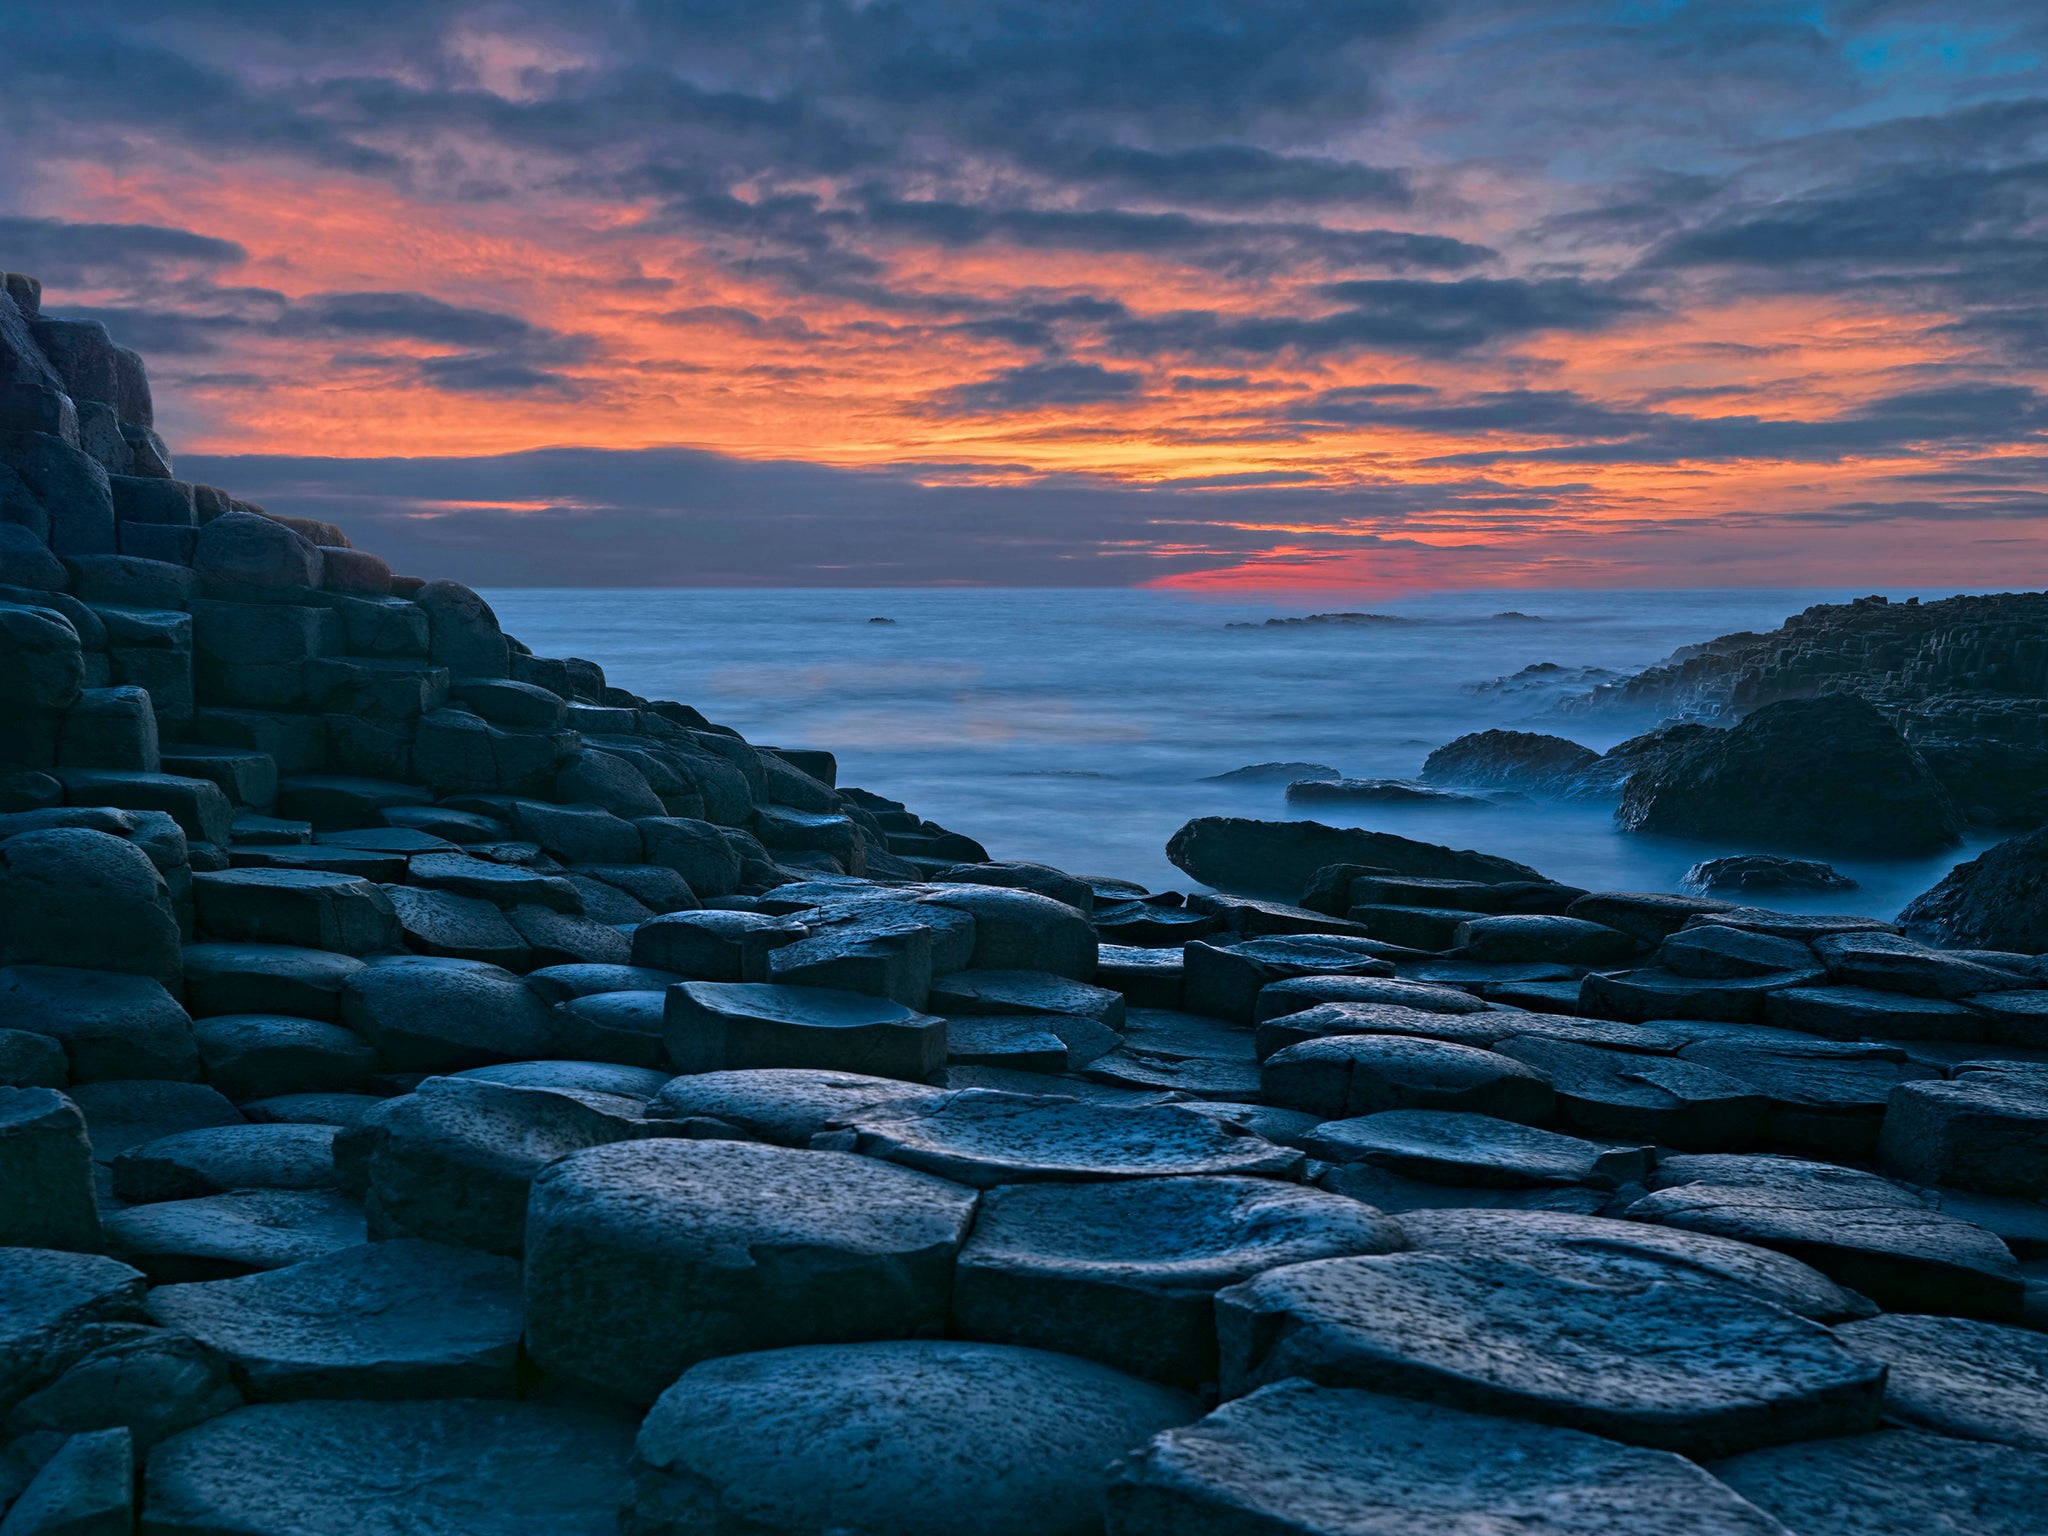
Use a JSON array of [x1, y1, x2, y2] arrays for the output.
[[1421, 729, 1600, 792], [1684, 854, 1859, 897], [1899, 826, 2048, 953], [1165, 817, 1543, 900]]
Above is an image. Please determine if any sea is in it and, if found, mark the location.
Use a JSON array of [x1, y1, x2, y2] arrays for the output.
[[482, 586, 1998, 919]]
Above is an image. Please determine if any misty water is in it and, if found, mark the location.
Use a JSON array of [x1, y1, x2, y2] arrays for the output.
[[484, 586, 1996, 918]]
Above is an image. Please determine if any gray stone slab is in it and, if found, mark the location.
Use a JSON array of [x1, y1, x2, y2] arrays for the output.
[[190, 1015, 375, 1102], [1711, 1428, 2048, 1536], [1303, 1109, 1649, 1189], [642, 1067, 946, 1146], [103, 1189, 367, 1282], [1833, 1312, 2048, 1453], [664, 981, 946, 1081], [1263, 1034, 1555, 1123], [111, 1122, 338, 1203], [1255, 975, 1492, 1023]]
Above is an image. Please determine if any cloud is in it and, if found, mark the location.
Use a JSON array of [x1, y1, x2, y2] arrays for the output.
[[0, 216, 245, 286], [928, 361, 1146, 414]]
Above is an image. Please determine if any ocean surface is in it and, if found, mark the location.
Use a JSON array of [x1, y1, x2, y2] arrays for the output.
[[483, 586, 1996, 918]]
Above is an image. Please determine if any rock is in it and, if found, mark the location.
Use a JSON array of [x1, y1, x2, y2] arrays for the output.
[[1659, 925, 1817, 980], [449, 676, 566, 728], [1215, 1250, 1884, 1455], [0, 967, 197, 1082], [110, 1123, 338, 1203], [504, 903, 633, 967], [68, 1081, 241, 1161], [340, 956, 554, 1073], [1165, 817, 1543, 901], [764, 921, 934, 1005], [1107, 1382, 1791, 1536], [1688, 907, 1897, 942], [1581, 967, 1824, 1025], [1763, 985, 1984, 1042], [1180, 937, 1395, 1024], [179, 944, 366, 1023], [0, 1426, 132, 1536], [1684, 854, 1858, 896], [1814, 930, 2029, 999], [1454, 915, 1637, 966], [413, 579, 509, 678], [1969, 989, 2048, 1048], [1286, 778, 1494, 808], [191, 1015, 376, 1101], [0, 524, 66, 590], [1396, 1208, 1869, 1322], [549, 990, 669, 1067], [1493, 1036, 1764, 1150], [0, 1029, 67, 1088], [1832, 1312, 2048, 1453], [384, 884, 531, 969], [0, 829, 180, 982], [353, 1076, 638, 1254], [1262, 1034, 1556, 1124], [147, 1238, 523, 1400], [0, 1089, 101, 1250], [1900, 826, 2048, 953], [455, 1060, 671, 1102], [919, 884, 1096, 979], [643, 1067, 946, 1145], [104, 1190, 368, 1283], [636, 816, 743, 897], [1629, 1155, 2024, 1318], [629, 1341, 1196, 1536], [1617, 695, 1962, 856], [1305, 1109, 1650, 1191], [406, 850, 581, 911], [192, 868, 398, 956], [557, 747, 665, 819], [1710, 1427, 2048, 1536], [239, 1094, 384, 1128], [571, 861, 697, 914], [1254, 974, 1492, 1022], [952, 1177, 1402, 1385], [1197, 761, 1340, 784], [59, 685, 160, 772], [1421, 728, 1600, 790], [833, 1089, 1302, 1186], [665, 981, 947, 1081], [1879, 1063, 2048, 1198], [8, 437, 114, 557], [524, 1137, 978, 1402], [523, 962, 684, 1006], [2, 1328, 239, 1450], [927, 969, 1127, 1027], [1567, 891, 1737, 945], [141, 1399, 633, 1534], [0, 1249, 150, 1420], [192, 511, 321, 596]]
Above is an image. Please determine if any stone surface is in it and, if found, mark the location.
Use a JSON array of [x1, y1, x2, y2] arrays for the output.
[[111, 1122, 337, 1204], [0, 1425, 132, 1536], [835, 1089, 1304, 1186], [0, 967, 197, 1083], [1456, 915, 1638, 966], [1880, 1063, 2048, 1197], [919, 884, 1097, 979], [1263, 1034, 1556, 1123], [549, 989, 670, 1067], [1833, 1312, 2048, 1453], [340, 956, 554, 1073], [1583, 967, 1825, 1025], [1180, 937, 1396, 1024], [147, 1238, 523, 1400], [631, 909, 806, 980], [191, 1015, 376, 1101], [1711, 1428, 2048, 1536], [0, 1249, 149, 1416], [1107, 1382, 1791, 1536], [179, 944, 365, 1023], [2, 1328, 238, 1451], [927, 968, 1127, 1027], [1899, 825, 2048, 953], [192, 868, 398, 956], [629, 1341, 1196, 1536], [141, 1399, 633, 1535], [1679, 1036, 1935, 1158], [1685, 853, 1859, 896], [103, 1189, 367, 1282], [953, 1176, 1402, 1385], [1495, 1036, 1766, 1150], [1304, 1109, 1650, 1190], [524, 1137, 978, 1402], [665, 981, 947, 1081], [1814, 930, 2027, 999], [0, 1089, 103, 1250], [1215, 1250, 1884, 1456], [0, 828, 181, 982], [384, 885, 531, 969], [1255, 974, 1493, 1022], [68, 1080, 240, 1161], [1165, 816, 1542, 899], [643, 1066, 946, 1145], [1660, 924, 1818, 980]]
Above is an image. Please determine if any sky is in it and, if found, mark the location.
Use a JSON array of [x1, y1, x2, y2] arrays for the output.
[[3, 1, 2046, 589]]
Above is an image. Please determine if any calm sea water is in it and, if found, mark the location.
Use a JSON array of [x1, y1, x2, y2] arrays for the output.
[[482, 587, 1995, 917]]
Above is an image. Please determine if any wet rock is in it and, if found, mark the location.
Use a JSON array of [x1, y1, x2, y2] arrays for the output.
[[1879, 1063, 2048, 1198], [1629, 1155, 2023, 1318], [523, 962, 684, 1006], [1108, 1382, 1790, 1536], [1454, 915, 1638, 966], [179, 944, 365, 1022], [548, 990, 669, 1068], [103, 1189, 367, 1283], [1396, 1208, 1870, 1322], [1660, 925, 1817, 980], [191, 1015, 375, 1101], [407, 850, 581, 911], [932, 859, 1093, 912], [0, 1425, 132, 1536], [764, 921, 934, 1005], [1181, 937, 1395, 1024], [68, 1081, 241, 1161], [1215, 1250, 1884, 1455], [111, 1122, 337, 1204], [665, 981, 947, 1081], [1094, 945, 1184, 1008], [1814, 930, 2029, 999], [1305, 1110, 1650, 1191], [455, 1059, 670, 1102], [629, 1341, 1195, 1536], [0, 1249, 149, 1418], [147, 1238, 523, 1400], [1711, 1428, 2048, 1536], [1421, 728, 1601, 791], [141, 1399, 632, 1535], [0, 828, 181, 981], [1165, 817, 1543, 901], [953, 1176, 1402, 1385], [643, 1067, 945, 1145], [927, 968, 1127, 1027], [1567, 891, 1737, 946], [1685, 854, 1858, 896], [340, 956, 554, 1073], [1198, 761, 1340, 784], [525, 1137, 978, 1402], [192, 868, 398, 956], [946, 1017, 1077, 1073], [1899, 826, 2048, 953], [0, 1089, 101, 1251], [1833, 1312, 2048, 1453], [353, 1075, 638, 1254], [505, 902, 633, 967], [1254, 975, 1492, 1024], [0, 966, 198, 1083], [1618, 695, 1962, 855], [1763, 985, 1984, 1042], [1581, 967, 1824, 1025], [2, 1328, 239, 1450], [917, 884, 1096, 979], [1495, 1037, 1766, 1150], [571, 861, 697, 914], [834, 1089, 1303, 1186], [1263, 1034, 1556, 1124], [1252, 1000, 1505, 1059]]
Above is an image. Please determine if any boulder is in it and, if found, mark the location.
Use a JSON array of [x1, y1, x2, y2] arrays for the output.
[[1304, 1109, 1649, 1192], [0, 967, 198, 1082], [1899, 826, 2048, 953], [1420, 729, 1600, 790], [629, 1341, 1196, 1536], [831, 1089, 1303, 1186], [383, 885, 531, 969], [549, 990, 669, 1067], [1107, 1382, 1790, 1536], [0, 828, 180, 981], [0, 1088, 102, 1250], [1567, 891, 1738, 945], [0, 1029, 67, 1088], [1180, 937, 1395, 1024], [1832, 1312, 2048, 1453], [192, 511, 321, 597], [665, 981, 947, 1081], [1684, 854, 1858, 896], [1879, 1063, 2048, 1198], [629, 911, 807, 980], [0, 1425, 133, 1536], [1581, 967, 1823, 1025], [147, 1238, 523, 1400], [0, 1248, 149, 1418], [953, 1176, 1402, 1386], [340, 956, 554, 1073], [414, 579, 510, 678], [570, 861, 696, 914], [503, 903, 633, 967], [140, 1400, 633, 1534], [191, 868, 398, 956], [919, 885, 1096, 979], [1616, 695, 1962, 856], [2, 1328, 239, 1450], [58, 685, 160, 772], [68, 1080, 240, 1161], [1215, 1250, 1884, 1455], [1710, 1428, 2048, 1536], [1262, 1035, 1555, 1124], [643, 1067, 946, 1145], [190, 1015, 376, 1101], [1165, 817, 1543, 900], [932, 859, 1093, 912], [524, 1138, 978, 1403], [110, 1123, 339, 1203], [1659, 925, 1817, 980], [179, 944, 365, 1022], [764, 922, 934, 1006], [103, 1189, 368, 1283], [1454, 915, 1637, 967], [636, 816, 744, 897], [1814, 930, 2028, 999]]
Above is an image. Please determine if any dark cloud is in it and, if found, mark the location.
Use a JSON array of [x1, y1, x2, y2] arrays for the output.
[[929, 361, 1146, 415], [0, 217, 244, 287]]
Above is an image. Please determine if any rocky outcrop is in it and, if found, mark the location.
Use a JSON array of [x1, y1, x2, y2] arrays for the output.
[[1421, 730, 1600, 792], [1616, 695, 1964, 856], [1899, 827, 2048, 953], [1165, 817, 1545, 898], [1563, 592, 2048, 827]]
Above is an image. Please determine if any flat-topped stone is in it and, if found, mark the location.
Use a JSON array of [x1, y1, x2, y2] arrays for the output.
[[146, 1238, 523, 1400], [631, 909, 807, 980], [927, 968, 1127, 1027], [1255, 975, 1492, 1022], [454, 1059, 672, 1102], [1495, 1035, 1766, 1150], [525, 1138, 978, 1403], [191, 867, 399, 956], [523, 962, 683, 1006], [1180, 937, 1398, 1024], [630, 1341, 1196, 1536], [1582, 967, 1825, 1024], [1763, 983, 1984, 1041], [68, 1080, 241, 1160], [1679, 1036, 1937, 1159], [644, 1066, 947, 1144], [1879, 1062, 2048, 1198], [1304, 1109, 1649, 1190], [1710, 1428, 2048, 1536], [190, 1014, 375, 1101], [340, 956, 553, 1073], [1108, 1381, 1792, 1536], [1215, 1250, 1884, 1456], [178, 944, 365, 1022], [408, 851, 582, 912], [0, 1249, 149, 1417], [103, 1189, 367, 1282], [953, 1175, 1402, 1385], [548, 989, 669, 1067], [1814, 930, 2030, 999], [0, 966, 198, 1083], [1833, 1312, 2048, 1453], [383, 885, 531, 969], [1263, 1034, 1556, 1124], [664, 980, 946, 1081], [834, 1088, 1304, 1186], [110, 1122, 338, 1203], [142, 1399, 634, 1535]]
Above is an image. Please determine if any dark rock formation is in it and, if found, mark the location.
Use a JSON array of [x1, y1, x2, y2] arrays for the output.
[[1165, 816, 1544, 897], [1617, 695, 1963, 856], [1421, 729, 1599, 792], [1683, 854, 1858, 897], [1899, 826, 2048, 953]]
